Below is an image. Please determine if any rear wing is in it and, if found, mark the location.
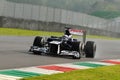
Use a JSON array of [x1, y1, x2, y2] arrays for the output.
[[69, 29, 85, 36], [69, 29, 86, 43]]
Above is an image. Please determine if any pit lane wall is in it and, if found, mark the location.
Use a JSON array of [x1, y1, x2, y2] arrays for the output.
[[0, 0, 120, 37]]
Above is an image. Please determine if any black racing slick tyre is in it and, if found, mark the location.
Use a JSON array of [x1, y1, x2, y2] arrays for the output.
[[84, 41, 96, 58], [32, 36, 45, 55], [33, 36, 44, 47]]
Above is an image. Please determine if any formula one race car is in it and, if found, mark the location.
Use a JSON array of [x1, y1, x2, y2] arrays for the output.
[[29, 28, 96, 59]]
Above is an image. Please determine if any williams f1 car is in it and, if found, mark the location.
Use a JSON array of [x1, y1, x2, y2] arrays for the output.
[[29, 28, 96, 59]]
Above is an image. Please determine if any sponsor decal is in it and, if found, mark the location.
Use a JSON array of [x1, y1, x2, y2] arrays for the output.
[[69, 29, 84, 35]]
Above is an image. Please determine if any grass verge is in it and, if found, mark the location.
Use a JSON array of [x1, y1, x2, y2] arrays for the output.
[[0, 28, 119, 40], [0, 28, 63, 36], [21, 65, 120, 80]]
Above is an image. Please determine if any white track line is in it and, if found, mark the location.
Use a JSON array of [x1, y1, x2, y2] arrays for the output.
[[0, 74, 21, 80], [86, 62, 115, 65], [15, 67, 63, 75], [54, 63, 93, 69]]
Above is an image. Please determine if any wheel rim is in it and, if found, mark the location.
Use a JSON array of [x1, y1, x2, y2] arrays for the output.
[[81, 43, 85, 51], [74, 52, 80, 58], [93, 43, 96, 53], [79, 42, 82, 52], [41, 38, 45, 45]]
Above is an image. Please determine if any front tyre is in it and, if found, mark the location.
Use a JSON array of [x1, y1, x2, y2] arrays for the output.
[[32, 36, 44, 55], [33, 36, 44, 47], [84, 41, 96, 58]]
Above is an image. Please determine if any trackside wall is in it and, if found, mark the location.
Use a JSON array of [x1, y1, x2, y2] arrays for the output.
[[0, 0, 120, 37], [1, 17, 120, 37]]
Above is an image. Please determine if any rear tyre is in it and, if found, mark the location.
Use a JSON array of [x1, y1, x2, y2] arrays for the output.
[[84, 41, 96, 58]]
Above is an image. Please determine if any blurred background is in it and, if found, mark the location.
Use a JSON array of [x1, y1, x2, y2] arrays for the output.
[[0, 0, 120, 37]]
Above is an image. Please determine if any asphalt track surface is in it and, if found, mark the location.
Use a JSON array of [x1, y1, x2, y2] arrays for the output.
[[0, 36, 120, 70]]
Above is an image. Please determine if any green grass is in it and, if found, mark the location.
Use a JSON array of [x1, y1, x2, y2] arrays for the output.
[[0, 28, 119, 40], [0, 28, 63, 37], [21, 65, 120, 80]]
